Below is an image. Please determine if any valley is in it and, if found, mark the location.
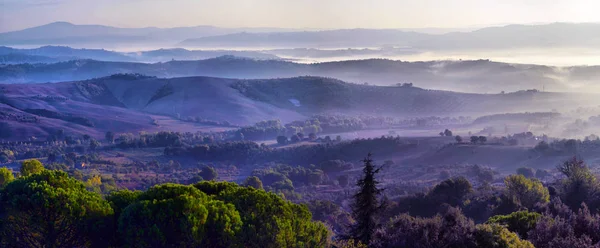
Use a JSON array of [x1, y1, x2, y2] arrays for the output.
[[2, 16, 600, 247]]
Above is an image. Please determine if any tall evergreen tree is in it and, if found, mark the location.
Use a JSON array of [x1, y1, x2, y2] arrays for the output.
[[348, 153, 384, 245]]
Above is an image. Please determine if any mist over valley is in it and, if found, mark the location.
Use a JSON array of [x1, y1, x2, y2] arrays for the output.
[[2, 5, 600, 247]]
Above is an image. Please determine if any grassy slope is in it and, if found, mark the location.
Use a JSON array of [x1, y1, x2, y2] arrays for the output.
[[232, 76, 600, 117], [1, 75, 599, 141]]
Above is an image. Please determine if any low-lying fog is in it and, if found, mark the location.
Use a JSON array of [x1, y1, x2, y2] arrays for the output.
[[11, 43, 599, 67], [276, 48, 600, 67], [130, 47, 600, 67]]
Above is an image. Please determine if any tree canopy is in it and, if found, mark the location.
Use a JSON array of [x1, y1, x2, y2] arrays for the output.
[[117, 184, 242, 247], [244, 176, 264, 189], [199, 165, 218, 181], [0, 164, 330, 248], [194, 181, 329, 247], [504, 174, 549, 210], [0, 170, 113, 248], [20, 159, 44, 177], [0, 167, 14, 187]]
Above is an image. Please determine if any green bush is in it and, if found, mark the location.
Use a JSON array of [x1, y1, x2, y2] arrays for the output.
[[504, 174, 549, 209], [0, 167, 14, 187], [475, 224, 535, 248], [20, 159, 44, 177], [487, 211, 542, 239]]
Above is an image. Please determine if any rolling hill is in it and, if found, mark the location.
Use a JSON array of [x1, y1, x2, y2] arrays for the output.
[[0, 53, 63, 64], [1, 75, 598, 141], [0, 46, 280, 64], [0, 46, 132, 62], [2, 56, 600, 93]]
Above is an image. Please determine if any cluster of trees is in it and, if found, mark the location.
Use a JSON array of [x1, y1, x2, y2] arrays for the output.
[[233, 120, 288, 141], [253, 119, 321, 140], [534, 137, 600, 156], [46, 129, 93, 144], [342, 155, 600, 247], [470, 135, 488, 144], [337, 155, 533, 247], [451, 135, 488, 144], [165, 136, 417, 166], [229, 115, 395, 142], [311, 115, 393, 133], [0, 149, 15, 163], [439, 129, 453, 137], [251, 164, 328, 191], [178, 115, 237, 127], [1, 151, 600, 247], [106, 130, 231, 149], [165, 141, 264, 162], [0, 112, 39, 126], [373, 207, 535, 247], [233, 115, 381, 142], [473, 112, 560, 125], [467, 132, 547, 147], [114, 131, 183, 149], [92, 159, 205, 190], [403, 116, 472, 127], [451, 135, 489, 145], [276, 133, 315, 145], [0, 161, 329, 247], [275, 133, 343, 145], [1, 144, 64, 163], [0, 132, 110, 163], [4, 123, 600, 248], [187, 165, 219, 184]]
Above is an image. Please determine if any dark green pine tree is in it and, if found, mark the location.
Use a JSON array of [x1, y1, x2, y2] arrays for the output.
[[348, 152, 384, 245]]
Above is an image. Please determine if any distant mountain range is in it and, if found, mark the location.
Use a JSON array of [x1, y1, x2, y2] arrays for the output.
[[0, 22, 297, 47], [2, 75, 596, 140], [2, 22, 600, 50], [181, 23, 600, 49], [2, 56, 599, 93]]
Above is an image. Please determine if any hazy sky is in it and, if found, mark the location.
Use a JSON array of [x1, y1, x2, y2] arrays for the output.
[[1, 0, 599, 32]]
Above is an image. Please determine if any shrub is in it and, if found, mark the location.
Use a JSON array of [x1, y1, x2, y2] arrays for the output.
[[199, 165, 218, 181], [504, 174, 549, 210], [20, 159, 44, 177], [487, 211, 542, 239]]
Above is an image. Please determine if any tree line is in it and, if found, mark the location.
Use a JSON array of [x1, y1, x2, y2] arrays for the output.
[[164, 136, 417, 165], [0, 160, 329, 248], [2, 150, 600, 247]]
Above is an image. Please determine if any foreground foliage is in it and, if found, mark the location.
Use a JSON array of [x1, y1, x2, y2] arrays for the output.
[[0, 170, 113, 248], [372, 207, 534, 248], [2, 153, 600, 247], [0, 165, 329, 248]]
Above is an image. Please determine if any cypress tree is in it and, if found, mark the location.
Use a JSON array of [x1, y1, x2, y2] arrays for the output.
[[348, 152, 384, 245]]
